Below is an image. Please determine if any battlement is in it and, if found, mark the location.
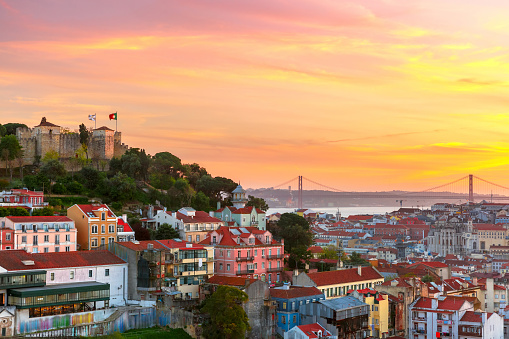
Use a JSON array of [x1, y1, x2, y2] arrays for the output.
[[16, 117, 127, 163]]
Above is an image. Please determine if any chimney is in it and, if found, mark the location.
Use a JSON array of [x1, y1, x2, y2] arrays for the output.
[[209, 211, 214, 217], [358, 266, 362, 276], [482, 312, 487, 324], [431, 298, 438, 309], [122, 214, 127, 223], [217, 201, 221, 210], [473, 277, 478, 286]]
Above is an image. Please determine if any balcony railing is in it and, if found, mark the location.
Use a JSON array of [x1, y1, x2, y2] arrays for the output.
[[412, 329, 426, 334], [412, 316, 426, 321], [236, 256, 254, 262], [267, 267, 283, 272], [236, 269, 255, 275], [267, 254, 283, 259]]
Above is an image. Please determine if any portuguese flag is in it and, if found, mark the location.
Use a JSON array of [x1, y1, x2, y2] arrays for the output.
[[109, 112, 117, 120]]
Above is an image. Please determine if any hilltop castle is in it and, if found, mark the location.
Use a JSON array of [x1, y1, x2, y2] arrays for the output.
[[16, 117, 128, 164]]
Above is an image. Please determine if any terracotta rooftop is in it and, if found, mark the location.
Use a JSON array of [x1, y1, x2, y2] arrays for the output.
[[270, 286, 323, 299], [206, 275, 258, 287], [0, 250, 125, 270], [306, 266, 383, 287]]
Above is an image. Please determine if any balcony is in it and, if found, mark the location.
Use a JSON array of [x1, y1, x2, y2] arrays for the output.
[[236, 256, 254, 262], [412, 316, 427, 322], [236, 269, 255, 275], [267, 267, 283, 272], [412, 329, 426, 334], [267, 254, 283, 259]]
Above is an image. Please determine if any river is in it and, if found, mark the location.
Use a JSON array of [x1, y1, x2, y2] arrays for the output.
[[266, 206, 426, 217]]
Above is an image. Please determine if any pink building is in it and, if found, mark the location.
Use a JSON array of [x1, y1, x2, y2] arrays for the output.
[[0, 227, 14, 250], [0, 188, 46, 208], [200, 226, 285, 283], [2, 216, 77, 253]]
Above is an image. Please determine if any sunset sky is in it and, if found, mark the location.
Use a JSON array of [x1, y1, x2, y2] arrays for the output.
[[2, 0, 509, 191]]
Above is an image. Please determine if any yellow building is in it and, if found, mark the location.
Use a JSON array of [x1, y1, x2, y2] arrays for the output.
[[67, 204, 118, 250], [474, 223, 509, 251], [293, 266, 385, 299], [350, 288, 389, 338], [157, 239, 214, 300]]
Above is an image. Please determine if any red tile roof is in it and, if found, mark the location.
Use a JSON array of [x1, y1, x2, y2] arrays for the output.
[[157, 239, 205, 250], [474, 224, 506, 231], [6, 216, 73, 223], [413, 296, 471, 311], [306, 267, 383, 287], [206, 275, 257, 287], [269, 286, 323, 299], [308, 246, 324, 254], [75, 204, 116, 218], [295, 323, 333, 338], [117, 218, 133, 232], [232, 206, 265, 214], [115, 240, 167, 251], [175, 211, 222, 224], [461, 311, 493, 322], [0, 250, 125, 270]]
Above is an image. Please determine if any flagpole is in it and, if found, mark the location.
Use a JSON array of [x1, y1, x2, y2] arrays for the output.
[[116, 111, 117, 132], [95, 115, 97, 129]]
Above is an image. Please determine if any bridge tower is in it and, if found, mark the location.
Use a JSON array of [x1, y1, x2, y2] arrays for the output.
[[469, 174, 474, 203], [298, 176, 303, 209]]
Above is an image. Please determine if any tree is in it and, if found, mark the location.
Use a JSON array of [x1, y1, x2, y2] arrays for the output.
[[3, 123, 28, 135], [422, 274, 434, 283], [154, 223, 180, 240], [246, 195, 269, 212], [0, 207, 29, 216], [40, 160, 67, 192], [201, 285, 251, 339], [0, 124, 6, 137], [42, 150, 59, 162], [191, 191, 211, 211], [32, 207, 55, 216], [343, 252, 369, 266], [276, 213, 313, 269], [319, 246, 339, 260], [106, 172, 137, 202], [0, 135, 22, 180]]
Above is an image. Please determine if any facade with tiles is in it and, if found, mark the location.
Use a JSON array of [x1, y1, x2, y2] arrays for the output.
[[200, 226, 284, 282], [2, 216, 77, 253]]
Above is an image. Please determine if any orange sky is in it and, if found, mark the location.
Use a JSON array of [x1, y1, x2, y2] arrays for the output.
[[2, 0, 509, 191]]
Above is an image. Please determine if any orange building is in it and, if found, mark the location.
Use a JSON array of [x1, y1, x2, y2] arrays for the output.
[[67, 204, 118, 250]]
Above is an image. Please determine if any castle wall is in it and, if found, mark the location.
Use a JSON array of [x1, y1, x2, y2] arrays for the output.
[[59, 134, 82, 158], [15, 121, 128, 166]]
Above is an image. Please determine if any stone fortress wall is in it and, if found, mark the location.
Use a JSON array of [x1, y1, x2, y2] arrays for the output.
[[16, 117, 129, 166]]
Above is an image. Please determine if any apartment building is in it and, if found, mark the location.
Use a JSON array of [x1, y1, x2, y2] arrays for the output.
[[67, 204, 117, 250], [2, 216, 77, 253], [200, 226, 284, 283]]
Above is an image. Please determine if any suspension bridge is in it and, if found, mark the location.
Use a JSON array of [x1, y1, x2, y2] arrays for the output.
[[260, 175, 509, 209]]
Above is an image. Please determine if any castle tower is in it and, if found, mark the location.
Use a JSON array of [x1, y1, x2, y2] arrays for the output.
[[91, 126, 115, 160], [231, 184, 248, 209], [33, 117, 61, 158]]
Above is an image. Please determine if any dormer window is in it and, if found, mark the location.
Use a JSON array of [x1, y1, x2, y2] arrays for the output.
[[101, 212, 106, 221]]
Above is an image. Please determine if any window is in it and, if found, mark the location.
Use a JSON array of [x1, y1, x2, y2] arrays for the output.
[[293, 315, 297, 323], [196, 235, 200, 242], [101, 238, 105, 246], [281, 315, 286, 324], [21, 236, 26, 244], [91, 238, 98, 247], [109, 225, 114, 233], [5, 233, 10, 241], [227, 264, 230, 271], [55, 247, 59, 252], [283, 302, 287, 309], [70, 271, 74, 279], [188, 235, 192, 242], [44, 235, 49, 242], [66, 234, 70, 242], [212, 236, 217, 244], [50, 273, 54, 281], [55, 235, 60, 245], [220, 263, 223, 270], [33, 235, 38, 245], [101, 225, 105, 234], [105, 269, 110, 276], [254, 250, 257, 256], [227, 250, 231, 257], [89, 270, 93, 278], [262, 262, 265, 269], [262, 249, 265, 257], [101, 212, 106, 220], [65, 246, 70, 252], [44, 247, 48, 253], [91, 225, 98, 234]]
